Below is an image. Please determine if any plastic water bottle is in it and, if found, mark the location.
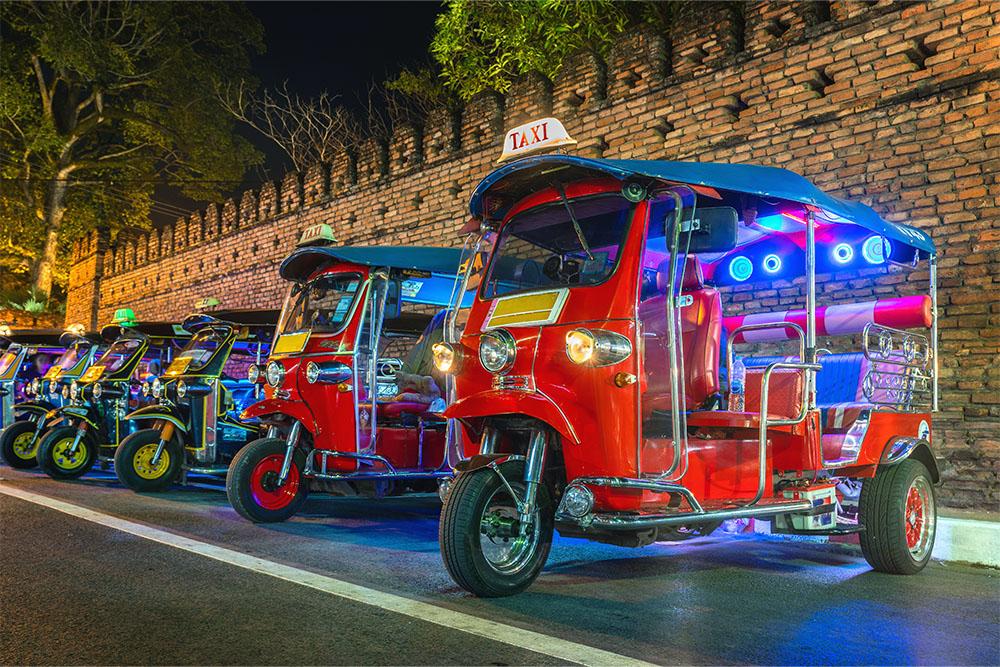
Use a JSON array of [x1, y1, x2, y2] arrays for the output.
[[731, 358, 746, 412]]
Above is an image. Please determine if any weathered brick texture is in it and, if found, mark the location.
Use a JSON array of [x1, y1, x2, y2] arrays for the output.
[[65, 1, 1000, 508]]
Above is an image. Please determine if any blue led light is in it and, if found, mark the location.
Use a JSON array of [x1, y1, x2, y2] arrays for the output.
[[729, 256, 754, 282], [832, 243, 854, 264], [762, 254, 782, 274], [862, 235, 891, 264]]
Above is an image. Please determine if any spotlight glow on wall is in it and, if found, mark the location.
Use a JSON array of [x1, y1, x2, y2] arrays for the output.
[[762, 253, 782, 274], [832, 243, 854, 264], [862, 235, 891, 264], [729, 256, 754, 282]]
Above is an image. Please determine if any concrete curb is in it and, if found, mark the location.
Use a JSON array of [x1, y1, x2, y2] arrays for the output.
[[932, 515, 1000, 568]]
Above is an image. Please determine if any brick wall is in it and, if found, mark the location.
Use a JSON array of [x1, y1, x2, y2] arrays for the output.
[[66, 1, 1000, 508]]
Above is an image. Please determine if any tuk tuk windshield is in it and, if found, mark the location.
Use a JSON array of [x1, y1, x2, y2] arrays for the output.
[[481, 194, 633, 298], [278, 273, 362, 335], [0, 345, 23, 375], [174, 327, 229, 372], [94, 337, 143, 373]]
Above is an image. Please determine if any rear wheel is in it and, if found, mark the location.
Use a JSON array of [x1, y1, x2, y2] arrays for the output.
[[36, 426, 97, 480], [0, 420, 40, 469], [440, 460, 554, 597], [226, 437, 308, 523], [114, 428, 182, 492], [859, 458, 937, 574]]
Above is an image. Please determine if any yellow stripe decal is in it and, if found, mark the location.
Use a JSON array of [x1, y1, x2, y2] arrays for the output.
[[485, 289, 568, 329]]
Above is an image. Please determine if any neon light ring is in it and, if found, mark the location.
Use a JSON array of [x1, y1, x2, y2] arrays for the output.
[[862, 235, 891, 264], [729, 256, 754, 282], [762, 253, 783, 274], [832, 243, 854, 264]]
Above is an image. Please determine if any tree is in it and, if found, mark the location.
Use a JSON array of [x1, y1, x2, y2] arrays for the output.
[[429, 0, 630, 101], [0, 1, 264, 299]]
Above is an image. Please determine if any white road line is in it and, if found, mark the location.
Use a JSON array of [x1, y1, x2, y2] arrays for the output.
[[0, 483, 656, 667]]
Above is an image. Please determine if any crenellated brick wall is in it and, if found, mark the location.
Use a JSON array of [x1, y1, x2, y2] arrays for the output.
[[66, 1, 1000, 508]]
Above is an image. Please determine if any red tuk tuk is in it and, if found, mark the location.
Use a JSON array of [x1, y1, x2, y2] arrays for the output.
[[226, 225, 469, 522], [434, 119, 940, 596]]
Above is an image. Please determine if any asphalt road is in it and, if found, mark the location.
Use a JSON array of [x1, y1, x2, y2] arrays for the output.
[[1, 467, 998, 666]]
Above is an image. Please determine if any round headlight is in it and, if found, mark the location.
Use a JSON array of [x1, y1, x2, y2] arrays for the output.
[[305, 361, 320, 384], [151, 378, 163, 398], [432, 342, 460, 374], [479, 329, 516, 374], [565, 329, 596, 365], [142, 381, 150, 396], [70, 381, 80, 401], [176, 380, 187, 399], [30, 378, 40, 394], [560, 484, 595, 518], [62, 384, 70, 399], [266, 361, 285, 388], [92, 382, 103, 400], [247, 364, 260, 383]]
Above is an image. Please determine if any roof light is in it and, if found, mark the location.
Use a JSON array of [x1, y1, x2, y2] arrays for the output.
[[832, 243, 854, 265], [497, 117, 576, 164], [729, 256, 753, 282], [297, 223, 337, 247], [762, 254, 782, 274], [862, 236, 891, 264]]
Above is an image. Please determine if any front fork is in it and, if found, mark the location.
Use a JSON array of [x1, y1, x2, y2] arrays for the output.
[[483, 426, 549, 534], [150, 422, 176, 466], [68, 423, 88, 454], [276, 422, 301, 486]]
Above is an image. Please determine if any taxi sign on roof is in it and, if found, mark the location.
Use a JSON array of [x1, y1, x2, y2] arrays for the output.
[[498, 117, 576, 164], [297, 223, 337, 247]]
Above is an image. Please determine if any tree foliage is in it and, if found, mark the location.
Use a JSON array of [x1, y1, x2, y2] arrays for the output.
[[429, 0, 630, 101], [0, 1, 264, 299]]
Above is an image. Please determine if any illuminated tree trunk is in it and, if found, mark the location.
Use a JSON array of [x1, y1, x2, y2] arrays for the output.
[[32, 177, 68, 299]]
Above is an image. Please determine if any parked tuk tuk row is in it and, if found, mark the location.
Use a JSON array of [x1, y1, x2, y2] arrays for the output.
[[1, 117, 943, 597]]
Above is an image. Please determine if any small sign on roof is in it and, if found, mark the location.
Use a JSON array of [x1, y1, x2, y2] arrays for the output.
[[297, 223, 337, 247], [498, 117, 576, 164]]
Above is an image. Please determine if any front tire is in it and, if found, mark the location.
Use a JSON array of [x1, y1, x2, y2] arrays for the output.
[[114, 428, 182, 492], [226, 437, 308, 523], [859, 458, 937, 574], [0, 420, 41, 469], [36, 426, 97, 480], [440, 460, 554, 597]]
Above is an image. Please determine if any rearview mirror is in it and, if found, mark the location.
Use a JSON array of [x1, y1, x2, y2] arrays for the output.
[[382, 279, 402, 320], [685, 206, 738, 253]]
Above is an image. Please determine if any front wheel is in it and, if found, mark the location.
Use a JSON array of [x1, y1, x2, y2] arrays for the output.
[[440, 460, 554, 597], [114, 428, 183, 492], [226, 437, 308, 523], [36, 425, 97, 480], [0, 420, 41, 469], [859, 458, 937, 574]]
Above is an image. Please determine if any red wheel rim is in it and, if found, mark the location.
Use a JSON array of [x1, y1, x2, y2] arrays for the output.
[[249, 454, 300, 510], [905, 485, 924, 549]]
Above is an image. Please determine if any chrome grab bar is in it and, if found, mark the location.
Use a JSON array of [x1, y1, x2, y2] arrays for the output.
[[752, 361, 822, 506], [725, 321, 805, 391], [573, 476, 704, 513]]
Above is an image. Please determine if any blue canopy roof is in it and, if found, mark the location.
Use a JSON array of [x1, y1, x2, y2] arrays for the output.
[[469, 155, 935, 254], [280, 245, 465, 282]]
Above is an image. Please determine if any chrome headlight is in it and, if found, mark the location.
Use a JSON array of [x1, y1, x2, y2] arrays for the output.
[[69, 381, 79, 401], [61, 384, 70, 399], [142, 381, 150, 396], [565, 328, 632, 367], [479, 329, 516, 374], [30, 378, 40, 395], [247, 364, 261, 383], [304, 361, 351, 384], [432, 342, 461, 374], [176, 380, 187, 399], [151, 378, 163, 398], [266, 360, 285, 388], [559, 484, 595, 518], [305, 361, 321, 384], [92, 382, 103, 400]]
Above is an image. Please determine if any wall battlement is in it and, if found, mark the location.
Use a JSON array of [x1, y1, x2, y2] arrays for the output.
[[66, 0, 1000, 508]]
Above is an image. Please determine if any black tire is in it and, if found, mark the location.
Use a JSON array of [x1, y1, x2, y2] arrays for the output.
[[114, 428, 183, 492], [440, 460, 554, 597], [36, 425, 97, 480], [226, 437, 308, 523], [859, 458, 937, 575], [0, 420, 41, 469]]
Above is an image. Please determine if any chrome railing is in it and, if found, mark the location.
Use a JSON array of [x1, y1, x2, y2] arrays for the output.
[[862, 323, 932, 411]]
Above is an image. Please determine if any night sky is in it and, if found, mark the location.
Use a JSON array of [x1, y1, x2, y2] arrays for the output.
[[156, 1, 442, 225]]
